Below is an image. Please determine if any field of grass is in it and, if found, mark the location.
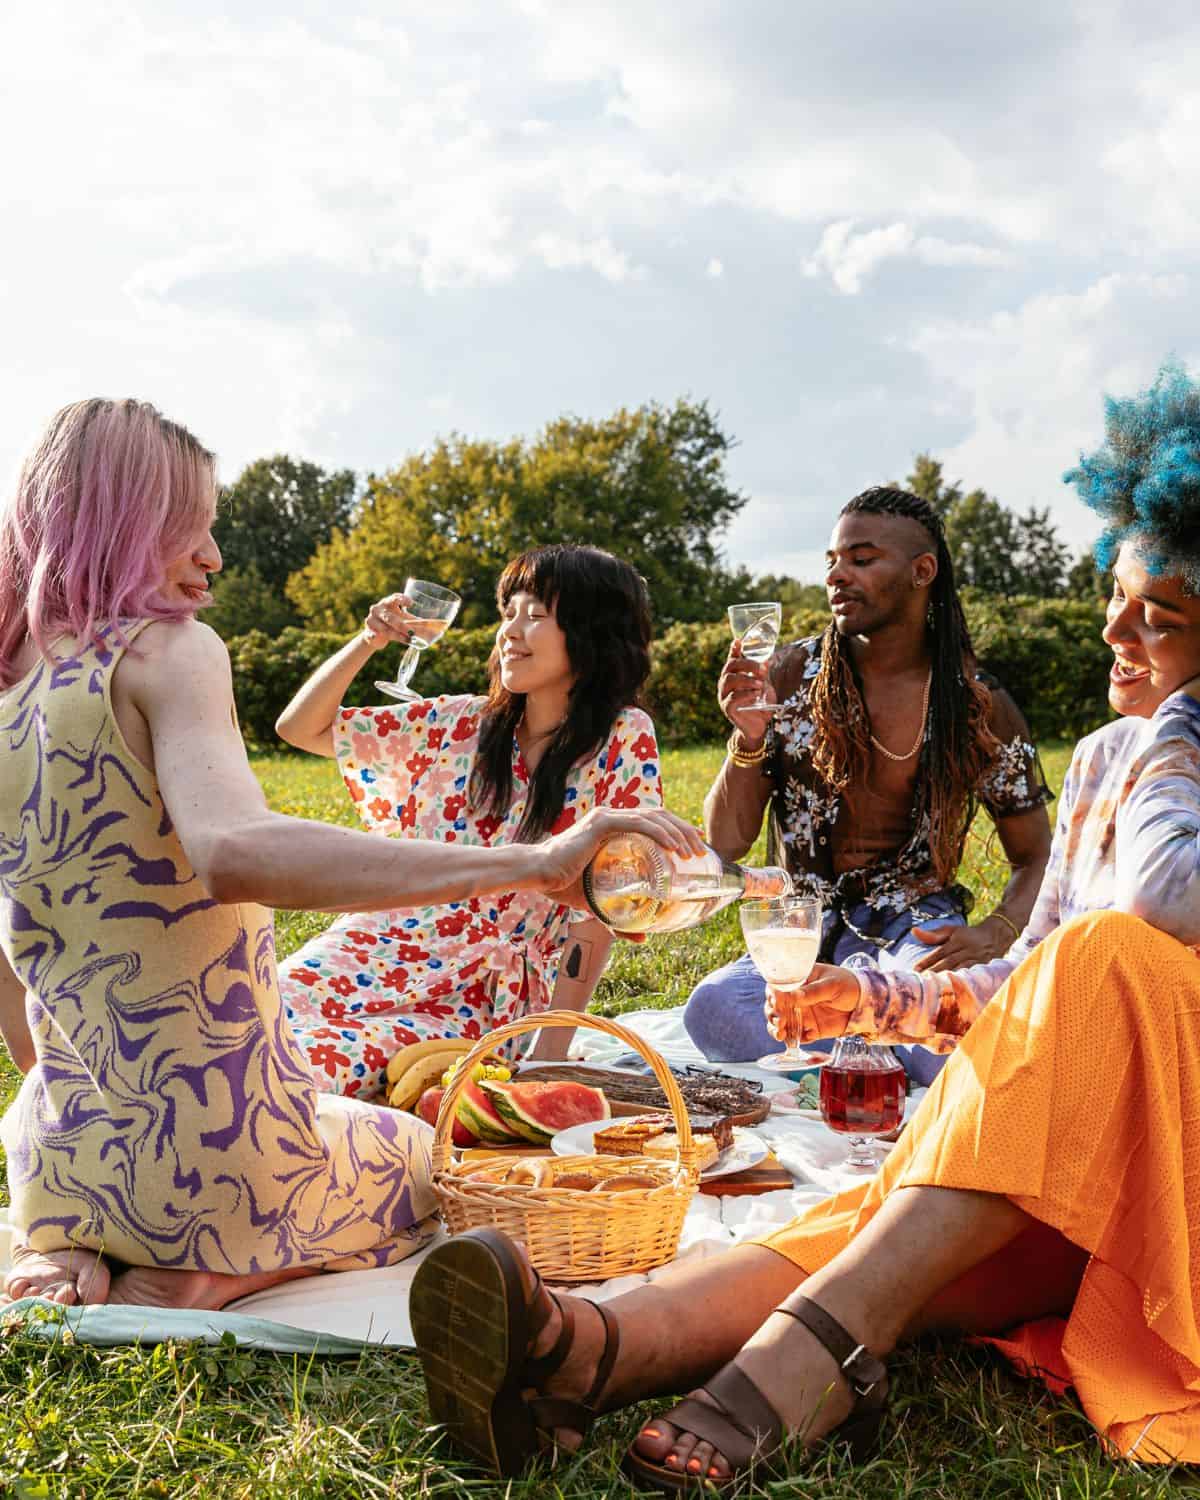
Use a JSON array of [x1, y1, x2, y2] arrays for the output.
[[5, 741, 1199, 1497]]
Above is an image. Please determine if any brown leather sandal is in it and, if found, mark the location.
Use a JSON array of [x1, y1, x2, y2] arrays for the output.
[[410, 1227, 620, 1477], [621, 1295, 888, 1494]]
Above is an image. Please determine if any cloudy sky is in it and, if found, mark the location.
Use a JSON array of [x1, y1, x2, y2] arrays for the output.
[[3, 0, 1198, 580]]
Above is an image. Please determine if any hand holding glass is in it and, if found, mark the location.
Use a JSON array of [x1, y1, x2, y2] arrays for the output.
[[740, 896, 823, 1072], [727, 601, 781, 713], [375, 578, 462, 702]]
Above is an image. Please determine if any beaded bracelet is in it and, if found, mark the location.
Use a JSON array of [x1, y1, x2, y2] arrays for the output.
[[727, 731, 768, 768]]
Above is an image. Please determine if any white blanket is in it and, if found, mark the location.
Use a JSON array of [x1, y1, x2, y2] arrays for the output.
[[2, 1009, 913, 1348]]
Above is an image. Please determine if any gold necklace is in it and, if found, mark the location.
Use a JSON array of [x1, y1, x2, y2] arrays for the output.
[[869, 670, 932, 762]]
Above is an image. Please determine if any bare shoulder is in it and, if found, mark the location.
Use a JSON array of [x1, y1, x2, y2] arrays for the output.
[[127, 618, 233, 689], [975, 673, 1027, 734]]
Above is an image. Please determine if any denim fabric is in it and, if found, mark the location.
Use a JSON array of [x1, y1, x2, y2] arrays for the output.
[[682, 890, 967, 1086]]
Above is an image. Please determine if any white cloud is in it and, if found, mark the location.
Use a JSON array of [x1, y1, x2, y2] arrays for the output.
[[4, 0, 1200, 585], [531, 233, 640, 282], [908, 273, 1195, 547], [803, 221, 1014, 294]]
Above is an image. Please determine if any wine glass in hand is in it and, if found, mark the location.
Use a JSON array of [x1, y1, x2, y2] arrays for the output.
[[727, 601, 782, 714], [740, 896, 823, 1072], [375, 578, 462, 702]]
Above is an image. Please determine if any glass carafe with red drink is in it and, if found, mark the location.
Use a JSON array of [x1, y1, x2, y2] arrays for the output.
[[818, 1035, 907, 1171]]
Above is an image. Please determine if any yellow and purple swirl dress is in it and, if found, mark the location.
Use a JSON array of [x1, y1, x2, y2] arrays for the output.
[[0, 623, 436, 1273]]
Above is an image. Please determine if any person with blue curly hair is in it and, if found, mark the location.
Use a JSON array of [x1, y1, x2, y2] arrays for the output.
[[410, 360, 1200, 1491]]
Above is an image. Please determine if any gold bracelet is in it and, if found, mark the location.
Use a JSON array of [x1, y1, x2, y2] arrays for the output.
[[987, 910, 1021, 945], [727, 731, 768, 768]]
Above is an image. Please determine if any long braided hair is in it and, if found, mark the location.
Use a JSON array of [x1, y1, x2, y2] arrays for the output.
[[808, 486, 999, 886]]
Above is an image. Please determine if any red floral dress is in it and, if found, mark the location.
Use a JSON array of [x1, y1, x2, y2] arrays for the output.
[[278, 695, 663, 1098]]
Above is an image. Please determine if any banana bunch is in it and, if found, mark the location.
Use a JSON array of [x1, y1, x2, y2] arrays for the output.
[[385, 1038, 475, 1112], [385, 1038, 513, 1112]]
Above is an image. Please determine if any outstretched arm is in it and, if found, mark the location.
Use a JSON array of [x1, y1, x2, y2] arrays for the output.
[[769, 759, 1077, 1050], [133, 621, 704, 913], [274, 594, 421, 757]]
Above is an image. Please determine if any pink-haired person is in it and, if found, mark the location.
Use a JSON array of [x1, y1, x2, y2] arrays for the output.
[[0, 399, 699, 1311]]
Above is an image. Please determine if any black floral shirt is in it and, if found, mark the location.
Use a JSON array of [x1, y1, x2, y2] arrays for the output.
[[762, 637, 1052, 925]]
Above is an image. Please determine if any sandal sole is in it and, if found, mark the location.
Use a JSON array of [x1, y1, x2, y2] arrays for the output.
[[623, 1444, 732, 1494], [410, 1230, 539, 1476]]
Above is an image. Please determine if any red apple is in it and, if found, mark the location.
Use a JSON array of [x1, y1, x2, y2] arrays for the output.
[[416, 1085, 478, 1147]]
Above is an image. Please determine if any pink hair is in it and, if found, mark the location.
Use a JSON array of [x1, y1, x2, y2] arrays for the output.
[[0, 399, 217, 688]]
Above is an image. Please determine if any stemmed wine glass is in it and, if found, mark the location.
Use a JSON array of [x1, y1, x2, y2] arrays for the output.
[[374, 578, 462, 702], [728, 601, 782, 713], [740, 896, 823, 1072], [818, 1035, 908, 1171]]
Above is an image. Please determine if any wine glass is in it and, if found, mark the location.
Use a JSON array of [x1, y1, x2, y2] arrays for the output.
[[818, 1035, 907, 1171], [375, 578, 462, 702], [727, 601, 782, 713], [740, 896, 823, 1072]]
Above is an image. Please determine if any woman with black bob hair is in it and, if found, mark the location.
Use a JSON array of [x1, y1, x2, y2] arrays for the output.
[[276, 544, 663, 1097]]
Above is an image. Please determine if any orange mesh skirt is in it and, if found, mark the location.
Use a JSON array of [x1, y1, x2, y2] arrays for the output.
[[754, 909, 1200, 1462]]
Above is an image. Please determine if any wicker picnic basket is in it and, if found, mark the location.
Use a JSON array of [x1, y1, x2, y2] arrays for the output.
[[431, 1011, 701, 1282]]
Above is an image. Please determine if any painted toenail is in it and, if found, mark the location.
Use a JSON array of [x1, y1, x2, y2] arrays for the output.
[[687, 1459, 701, 1472], [643, 1427, 661, 1439], [709, 1466, 721, 1477]]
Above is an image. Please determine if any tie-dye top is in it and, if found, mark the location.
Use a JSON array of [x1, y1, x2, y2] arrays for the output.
[[848, 691, 1200, 1050]]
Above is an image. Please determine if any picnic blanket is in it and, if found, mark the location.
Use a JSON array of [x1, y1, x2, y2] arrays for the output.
[[2, 1009, 914, 1351]]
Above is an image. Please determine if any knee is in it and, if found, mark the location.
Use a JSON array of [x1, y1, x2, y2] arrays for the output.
[[1038, 909, 1188, 986], [682, 973, 727, 1051], [1053, 908, 1153, 953], [682, 967, 765, 1062]]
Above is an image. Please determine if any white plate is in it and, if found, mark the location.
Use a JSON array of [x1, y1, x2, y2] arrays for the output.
[[549, 1118, 769, 1181]]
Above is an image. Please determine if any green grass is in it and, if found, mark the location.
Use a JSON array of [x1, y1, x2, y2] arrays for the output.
[[7, 741, 1199, 1497]]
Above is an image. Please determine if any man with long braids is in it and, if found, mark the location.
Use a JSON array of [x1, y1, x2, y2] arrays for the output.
[[685, 486, 1053, 1081]]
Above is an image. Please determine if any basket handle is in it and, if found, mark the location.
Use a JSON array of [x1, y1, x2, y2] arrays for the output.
[[430, 1010, 697, 1176]]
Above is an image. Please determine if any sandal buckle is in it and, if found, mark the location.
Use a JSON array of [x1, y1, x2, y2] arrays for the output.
[[840, 1342, 882, 1399]]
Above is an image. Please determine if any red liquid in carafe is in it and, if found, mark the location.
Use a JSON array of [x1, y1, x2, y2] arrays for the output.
[[819, 1063, 906, 1136]]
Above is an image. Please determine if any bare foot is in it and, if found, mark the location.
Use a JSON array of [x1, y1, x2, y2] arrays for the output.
[[107, 1264, 316, 1310], [631, 1306, 857, 1484], [3, 1240, 111, 1306]]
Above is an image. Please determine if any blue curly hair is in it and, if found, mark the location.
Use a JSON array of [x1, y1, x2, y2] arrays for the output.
[[1064, 358, 1200, 592]]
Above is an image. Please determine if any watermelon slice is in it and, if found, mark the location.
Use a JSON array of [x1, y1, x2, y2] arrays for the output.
[[479, 1080, 610, 1146], [456, 1078, 523, 1144]]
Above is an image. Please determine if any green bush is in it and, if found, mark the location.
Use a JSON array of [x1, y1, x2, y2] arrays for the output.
[[228, 624, 496, 748], [964, 593, 1111, 742], [225, 595, 1112, 752]]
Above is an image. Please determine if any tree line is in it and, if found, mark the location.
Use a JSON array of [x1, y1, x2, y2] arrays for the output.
[[206, 398, 1108, 642]]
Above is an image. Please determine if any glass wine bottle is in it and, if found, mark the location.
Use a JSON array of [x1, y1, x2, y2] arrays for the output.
[[581, 831, 793, 935]]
